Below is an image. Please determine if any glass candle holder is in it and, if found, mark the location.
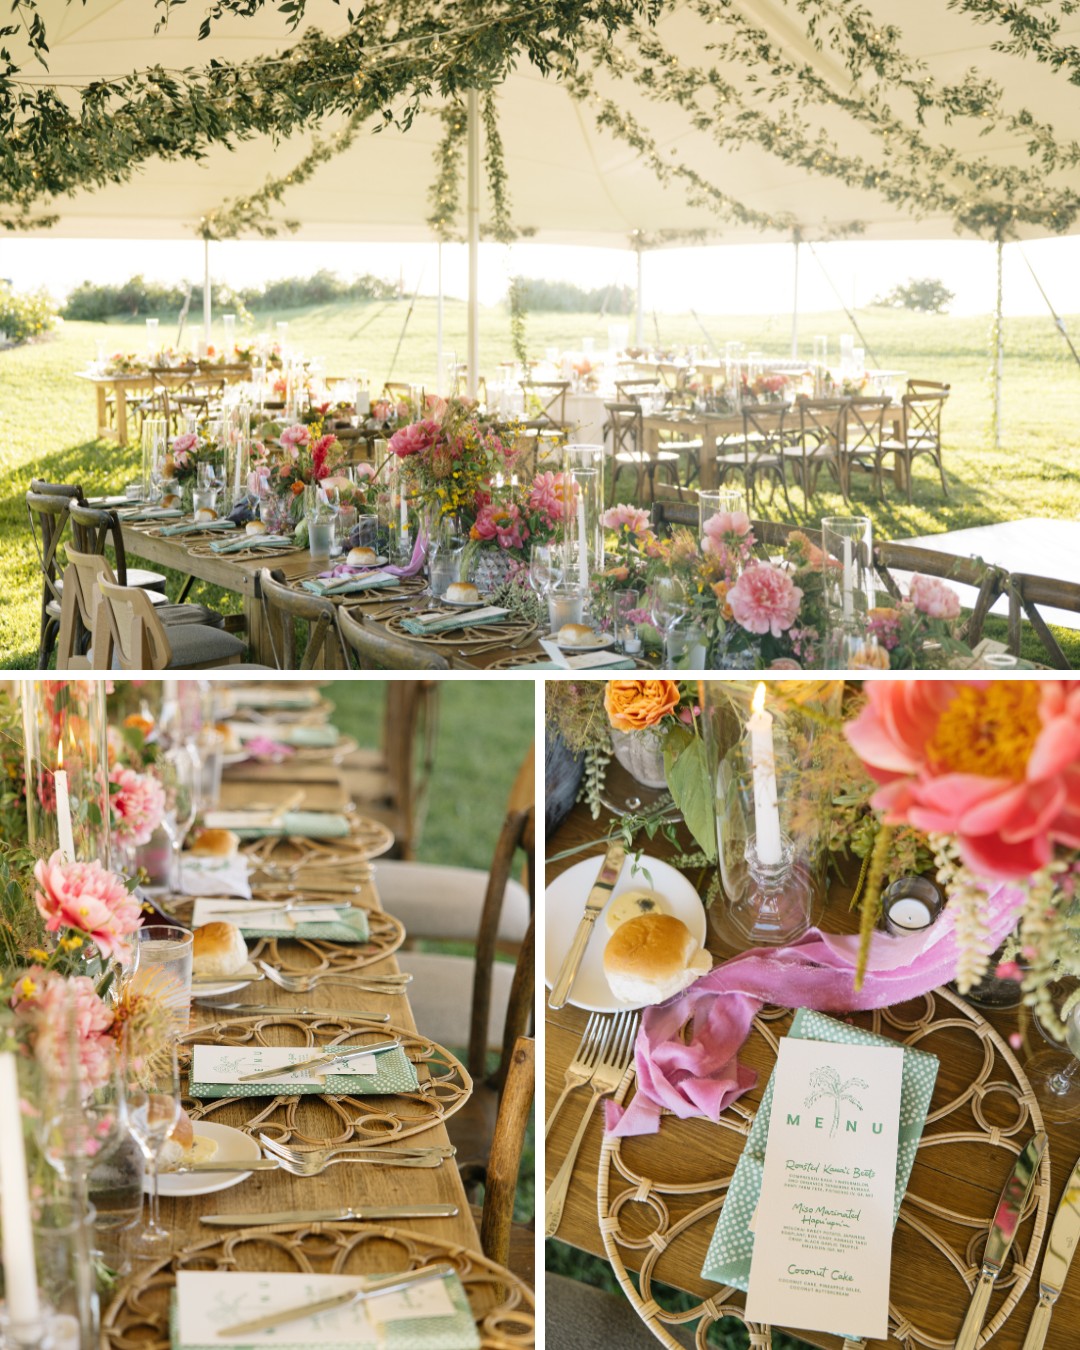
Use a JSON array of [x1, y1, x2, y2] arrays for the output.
[[614, 589, 642, 654], [21, 681, 111, 867], [548, 585, 585, 632], [821, 516, 874, 628], [698, 489, 746, 538], [880, 876, 944, 936], [566, 460, 603, 578], [700, 678, 844, 951]]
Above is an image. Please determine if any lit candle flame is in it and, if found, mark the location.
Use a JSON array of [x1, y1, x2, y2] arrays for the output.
[[752, 682, 767, 716], [56, 740, 63, 770]]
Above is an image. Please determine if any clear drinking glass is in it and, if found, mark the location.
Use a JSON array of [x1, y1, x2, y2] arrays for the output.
[[530, 544, 563, 600], [649, 574, 689, 656], [158, 746, 198, 893], [698, 488, 746, 537], [125, 1041, 181, 1255], [131, 926, 193, 1037]]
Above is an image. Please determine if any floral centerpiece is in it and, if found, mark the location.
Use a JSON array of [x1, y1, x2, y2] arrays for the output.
[[865, 576, 972, 668], [102, 353, 147, 376], [254, 420, 346, 527]]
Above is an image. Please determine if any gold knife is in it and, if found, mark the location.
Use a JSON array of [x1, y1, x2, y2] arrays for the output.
[[236, 1038, 401, 1082], [1021, 1149, 1080, 1350], [216, 1262, 455, 1336], [956, 1132, 1047, 1350], [548, 840, 625, 1011]]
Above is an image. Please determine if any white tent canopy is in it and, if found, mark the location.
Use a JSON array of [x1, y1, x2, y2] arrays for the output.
[[17, 0, 1080, 247]]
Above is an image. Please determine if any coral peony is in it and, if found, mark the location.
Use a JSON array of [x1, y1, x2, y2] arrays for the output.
[[601, 503, 652, 537], [908, 573, 961, 620], [845, 681, 1080, 880], [388, 419, 439, 458], [34, 852, 144, 959], [12, 969, 115, 1094], [701, 510, 751, 555], [110, 764, 165, 847], [527, 471, 570, 526], [605, 679, 681, 732], [727, 563, 803, 637]]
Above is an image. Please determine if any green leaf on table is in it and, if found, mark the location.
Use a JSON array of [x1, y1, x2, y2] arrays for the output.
[[663, 730, 717, 863]]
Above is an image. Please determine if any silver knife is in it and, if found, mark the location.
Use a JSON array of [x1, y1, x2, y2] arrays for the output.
[[236, 1037, 401, 1081], [206, 902, 353, 920], [956, 1132, 1047, 1350], [201, 1203, 459, 1226], [1021, 1149, 1080, 1350], [173, 1160, 282, 1173], [548, 840, 625, 1010], [192, 1002, 390, 1022], [217, 1263, 454, 1336]]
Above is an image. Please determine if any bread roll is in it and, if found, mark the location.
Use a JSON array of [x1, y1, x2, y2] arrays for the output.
[[245, 519, 267, 536], [348, 546, 379, 566], [605, 888, 669, 934], [161, 493, 181, 509], [603, 913, 711, 1006], [192, 921, 249, 978], [194, 507, 218, 522], [160, 1108, 219, 1172], [445, 581, 480, 603], [558, 623, 596, 647], [188, 827, 240, 857]]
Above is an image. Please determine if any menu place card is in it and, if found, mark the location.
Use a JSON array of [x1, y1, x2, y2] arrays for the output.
[[189, 1043, 420, 1099], [178, 855, 252, 899], [744, 1037, 903, 1339], [191, 897, 370, 942], [172, 1269, 481, 1350]]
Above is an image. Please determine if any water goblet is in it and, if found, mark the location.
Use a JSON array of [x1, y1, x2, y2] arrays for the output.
[[157, 746, 198, 894], [125, 1042, 181, 1255]]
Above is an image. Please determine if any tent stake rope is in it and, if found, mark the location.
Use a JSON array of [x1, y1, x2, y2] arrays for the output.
[[386, 268, 425, 385], [1019, 246, 1080, 374], [807, 241, 880, 369]]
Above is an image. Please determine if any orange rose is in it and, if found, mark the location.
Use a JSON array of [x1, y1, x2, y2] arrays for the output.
[[605, 679, 681, 732], [290, 480, 306, 495], [123, 714, 154, 737]]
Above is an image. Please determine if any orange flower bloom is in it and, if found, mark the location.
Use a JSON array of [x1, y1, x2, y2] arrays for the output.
[[605, 679, 681, 732], [290, 480, 306, 495], [123, 714, 154, 737]]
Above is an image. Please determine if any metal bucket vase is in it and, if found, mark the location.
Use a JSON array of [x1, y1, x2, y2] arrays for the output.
[[609, 727, 668, 790]]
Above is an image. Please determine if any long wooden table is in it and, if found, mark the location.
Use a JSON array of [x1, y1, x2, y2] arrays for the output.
[[545, 770, 1080, 1350], [77, 365, 252, 446], [154, 757, 479, 1266]]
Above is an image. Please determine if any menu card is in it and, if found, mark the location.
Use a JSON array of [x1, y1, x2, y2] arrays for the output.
[[178, 855, 252, 899], [743, 1036, 903, 1338], [172, 1269, 481, 1350], [191, 897, 369, 942], [702, 1010, 939, 1296], [189, 1043, 419, 1099]]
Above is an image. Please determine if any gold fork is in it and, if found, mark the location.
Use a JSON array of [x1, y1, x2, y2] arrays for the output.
[[546, 1012, 612, 1139]]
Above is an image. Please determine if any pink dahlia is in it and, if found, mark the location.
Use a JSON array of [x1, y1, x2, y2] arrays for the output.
[[727, 563, 803, 637], [110, 764, 165, 847], [279, 424, 311, 451], [13, 969, 115, 1095], [701, 510, 751, 555], [602, 503, 652, 537], [388, 419, 439, 458], [844, 681, 1080, 880], [908, 573, 961, 620], [34, 852, 144, 960]]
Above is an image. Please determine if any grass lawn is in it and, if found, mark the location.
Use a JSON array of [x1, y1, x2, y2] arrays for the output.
[[3, 299, 1080, 664]]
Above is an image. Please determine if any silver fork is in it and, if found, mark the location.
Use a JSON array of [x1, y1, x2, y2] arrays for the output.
[[544, 1008, 639, 1238], [545, 1012, 612, 1140], [256, 960, 411, 994], [258, 1133, 454, 1167], [270, 1147, 446, 1173]]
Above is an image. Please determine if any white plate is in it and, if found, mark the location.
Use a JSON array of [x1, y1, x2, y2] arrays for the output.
[[151, 1122, 261, 1197], [544, 854, 707, 1011], [555, 634, 616, 654], [440, 596, 484, 609], [192, 961, 262, 997]]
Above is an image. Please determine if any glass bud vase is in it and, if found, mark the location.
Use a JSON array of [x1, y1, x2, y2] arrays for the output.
[[609, 727, 668, 789], [21, 680, 112, 868], [700, 679, 843, 951]]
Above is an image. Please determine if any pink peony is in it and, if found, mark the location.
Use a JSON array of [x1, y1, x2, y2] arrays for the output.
[[12, 969, 115, 1094], [372, 400, 391, 420], [353, 462, 376, 480], [279, 424, 311, 451], [423, 394, 449, 419], [727, 563, 803, 637], [844, 680, 1080, 880], [472, 502, 528, 550], [601, 503, 652, 537], [388, 419, 439, 458], [908, 573, 961, 620], [34, 852, 144, 960], [527, 471, 570, 525], [701, 510, 751, 555], [110, 764, 165, 847], [170, 432, 198, 455]]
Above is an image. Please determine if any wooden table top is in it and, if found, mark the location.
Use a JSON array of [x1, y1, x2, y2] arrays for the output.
[[544, 770, 1080, 1350], [158, 763, 479, 1263]]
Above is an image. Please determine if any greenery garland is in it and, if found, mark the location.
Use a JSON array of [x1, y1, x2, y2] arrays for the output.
[[427, 103, 468, 242]]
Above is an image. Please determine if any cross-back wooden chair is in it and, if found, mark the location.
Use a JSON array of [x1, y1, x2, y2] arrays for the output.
[[614, 378, 664, 406], [519, 380, 569, 432], [91, 567, 246, 670], [793, 398, 847, 505], [605, 402, 679, 505], [842, 395, 892, 499], [256, 568, 349, 670], [732, 403, 796, 514], [336, 603, 451, 670], [26, 489, 79, 668], [382, 381, 413, 404], [55, 549, 112, 669], [878, 385, 951, 502], [473, 1035, 534, 1281], [1004, 572, 1080, 668], [454, 371, 488, 406]]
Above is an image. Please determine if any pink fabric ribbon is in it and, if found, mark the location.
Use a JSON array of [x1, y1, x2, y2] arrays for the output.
[[317, 530, 428, 581], [605, 883, 1025, 1137]]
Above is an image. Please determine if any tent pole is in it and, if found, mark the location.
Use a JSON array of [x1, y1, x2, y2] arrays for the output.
[[436, 242, 445, 394], [790, 230, 800, 359], [203, 236, 212, 355], [993, 236, 1004, 451], [635, 247, 644, 348], [466, 89, 480, 398]]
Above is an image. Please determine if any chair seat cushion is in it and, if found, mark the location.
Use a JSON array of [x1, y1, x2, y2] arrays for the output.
[[163, 624, 246, 669], [546, 1275, 696, 1350], [157, 603, 224, 629], [375, 861, 530, 944], [395, 951, 514, 1052]]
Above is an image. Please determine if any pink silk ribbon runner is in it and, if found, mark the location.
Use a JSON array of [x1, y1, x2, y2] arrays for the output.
[[387, 530, 428, 578], [605, 883, 1025, 1137]]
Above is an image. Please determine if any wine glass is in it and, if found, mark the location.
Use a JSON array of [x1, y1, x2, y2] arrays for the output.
[[1024, 980, 1080, 1121], [649, 574, 689, 660], [125, 1041, 180, 1254], [529, 545, 563, 600], [158, 746, 198, 894]]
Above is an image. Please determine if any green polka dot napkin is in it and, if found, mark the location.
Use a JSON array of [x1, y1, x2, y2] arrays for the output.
[[700, 1008, 939, 1290], [189, 1043, 419, 1099]]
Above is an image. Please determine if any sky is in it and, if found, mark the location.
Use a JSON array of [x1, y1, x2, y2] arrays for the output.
[[4, 233, 1080, 319]]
